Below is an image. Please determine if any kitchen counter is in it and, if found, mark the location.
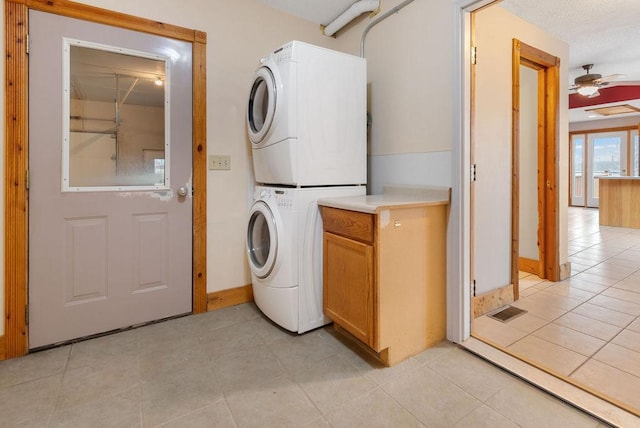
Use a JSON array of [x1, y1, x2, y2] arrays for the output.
[[599, 177, 640, 228], [598, 176, 640, 180], [319, 184, 450, 366], [318, 184, 450, 214]]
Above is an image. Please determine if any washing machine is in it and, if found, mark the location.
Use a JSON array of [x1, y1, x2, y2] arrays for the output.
[[246, 184, 366, 333], [247, 41, 367, 187]]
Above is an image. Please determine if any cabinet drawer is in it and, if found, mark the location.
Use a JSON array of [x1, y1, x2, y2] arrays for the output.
[[320, 206, 374, 243]]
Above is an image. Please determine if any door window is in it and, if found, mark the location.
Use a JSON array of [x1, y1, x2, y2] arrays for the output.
[[247, 67, 276, 143], [247, 209, 271, 269], [63, 39, 170, 191]]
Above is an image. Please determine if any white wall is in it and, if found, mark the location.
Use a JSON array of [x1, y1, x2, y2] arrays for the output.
[[474, 5, 569, 295], [333, 0, 455, 194], [570, 116, 640, 132]]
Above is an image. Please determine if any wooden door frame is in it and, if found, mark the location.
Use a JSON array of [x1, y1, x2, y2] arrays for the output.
[[512, 39, 560, 290], [4, 0, 207, 359]]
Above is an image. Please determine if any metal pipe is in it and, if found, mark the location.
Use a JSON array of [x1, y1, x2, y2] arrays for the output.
[[360, 0, 415, 57]]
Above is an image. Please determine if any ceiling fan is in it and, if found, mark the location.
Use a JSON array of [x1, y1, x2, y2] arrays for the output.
[[570, 64, 624, 97]]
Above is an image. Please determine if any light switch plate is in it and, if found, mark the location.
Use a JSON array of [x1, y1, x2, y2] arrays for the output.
[[208, 155, 231, 170]]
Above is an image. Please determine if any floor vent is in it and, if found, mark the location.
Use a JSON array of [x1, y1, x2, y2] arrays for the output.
[[489, 306, 527, 323]]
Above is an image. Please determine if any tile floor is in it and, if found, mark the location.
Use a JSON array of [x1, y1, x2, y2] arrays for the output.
[[0, 302, 607, 427], [474, 207, 640, 416]]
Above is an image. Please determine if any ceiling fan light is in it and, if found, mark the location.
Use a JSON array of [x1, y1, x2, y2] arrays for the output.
[[154, 77, 163, 86], [577, 85, 599, 96]]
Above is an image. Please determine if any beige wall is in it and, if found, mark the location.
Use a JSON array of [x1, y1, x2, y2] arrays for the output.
[[54, 0, 344, 301], [0, 0, 568, 339], [334, 0, 455, 193], [474, 5, 569, 295]]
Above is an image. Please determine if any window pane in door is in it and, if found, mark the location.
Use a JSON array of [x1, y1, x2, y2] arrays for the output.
[[572, 135, 584, 200], [64, 40, 169, 191]]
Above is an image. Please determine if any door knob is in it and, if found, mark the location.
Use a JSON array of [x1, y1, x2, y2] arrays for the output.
[[177, 186, 188, 197]]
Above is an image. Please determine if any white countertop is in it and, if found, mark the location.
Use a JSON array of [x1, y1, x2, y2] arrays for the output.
[[318, 184, 451, 214]]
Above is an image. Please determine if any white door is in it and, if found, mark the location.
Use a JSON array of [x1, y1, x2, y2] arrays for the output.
[[586, 131, 627, 208], [28, 11, 193, 348]]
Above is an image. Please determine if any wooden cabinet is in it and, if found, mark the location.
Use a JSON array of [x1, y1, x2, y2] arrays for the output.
[[321, 203, 447, 366]]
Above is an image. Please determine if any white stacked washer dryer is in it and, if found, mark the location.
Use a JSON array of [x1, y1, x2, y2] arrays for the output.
[[246, 41, 366, 333]]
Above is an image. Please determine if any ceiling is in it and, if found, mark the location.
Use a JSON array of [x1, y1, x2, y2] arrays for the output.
[[259, 0, 640, 124]]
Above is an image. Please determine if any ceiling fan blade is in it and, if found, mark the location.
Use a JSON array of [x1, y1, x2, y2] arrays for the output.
[[598, 73, 626, 83]]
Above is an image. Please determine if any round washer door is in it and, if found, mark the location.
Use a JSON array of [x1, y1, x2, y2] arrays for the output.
[[246, 200, 280, 279], [247, 63, 278, 145]]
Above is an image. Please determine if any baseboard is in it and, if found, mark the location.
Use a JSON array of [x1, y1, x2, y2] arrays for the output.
[[518, 257, 540, 276], [207, 284, 254, 311], [472, 284, 515, 318], [559, 261, 572, 281], [0, 335, 5, 361]]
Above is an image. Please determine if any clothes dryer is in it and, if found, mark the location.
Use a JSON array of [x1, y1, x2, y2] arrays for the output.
[[247, 41, 367, 187], [246, 184, 365, 333]]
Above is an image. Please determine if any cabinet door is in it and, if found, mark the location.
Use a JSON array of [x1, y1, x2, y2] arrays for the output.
[[323, 232, 375, 347]]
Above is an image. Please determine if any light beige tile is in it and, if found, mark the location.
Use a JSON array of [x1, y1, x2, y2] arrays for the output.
[[541, 283, 596, 301], [560, 278, 610, 294], [68, 329, 138, 370], [412, 340, 458, 365], [519, 276, 548, 289], [606, 257, 640, 269], [141, 365, 223, 427], [507, 335, 588, 376], [157, 399, 235, 428], [589, 294, 640, 316], [522, 290, 584, 311], [612, 329, 640, 353], [511, 298, 568, 321], [324, 388, 423, 428], [453, 404, 520, 428], [225, 376, 321, 428], [294, 354, 377, 414], [0, 345, 69, 388], [602, 287, 640, 305], [485, 379, 602, 428], [554, 312, 622, 341], [213, 344, 286, 394], [519, 287, 541, 298], [198, 319, 267, 358], [584, 265, 634, 281], [58, 359, 140, 410], [612, 276, 640, 293], [570, 262, 592, 274], [0, 374, 62, 427], [571, 302, 635, 328], [571, 359, 640, 412], [383, 365, 481, 427], [532, 323, 605, 357], [627, 317, 640, 333], [50, 385, 141, 428], [472, 316, 528, 347], [427, 347, 516, 401], [502, 312, 549, 334], [570, 251, 608, 262], [593, 343, 640, 378], [572, 272, 619, 286], [567, 257, 600, 269], [268, 330, 341, 375]]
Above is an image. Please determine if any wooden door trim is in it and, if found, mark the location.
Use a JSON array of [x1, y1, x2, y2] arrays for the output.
[[4, 0, 207, 358], [512, 39, 560, 291]]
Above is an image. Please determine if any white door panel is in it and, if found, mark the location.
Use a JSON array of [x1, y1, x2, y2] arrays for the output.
[[28, 10, 193, 348]]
